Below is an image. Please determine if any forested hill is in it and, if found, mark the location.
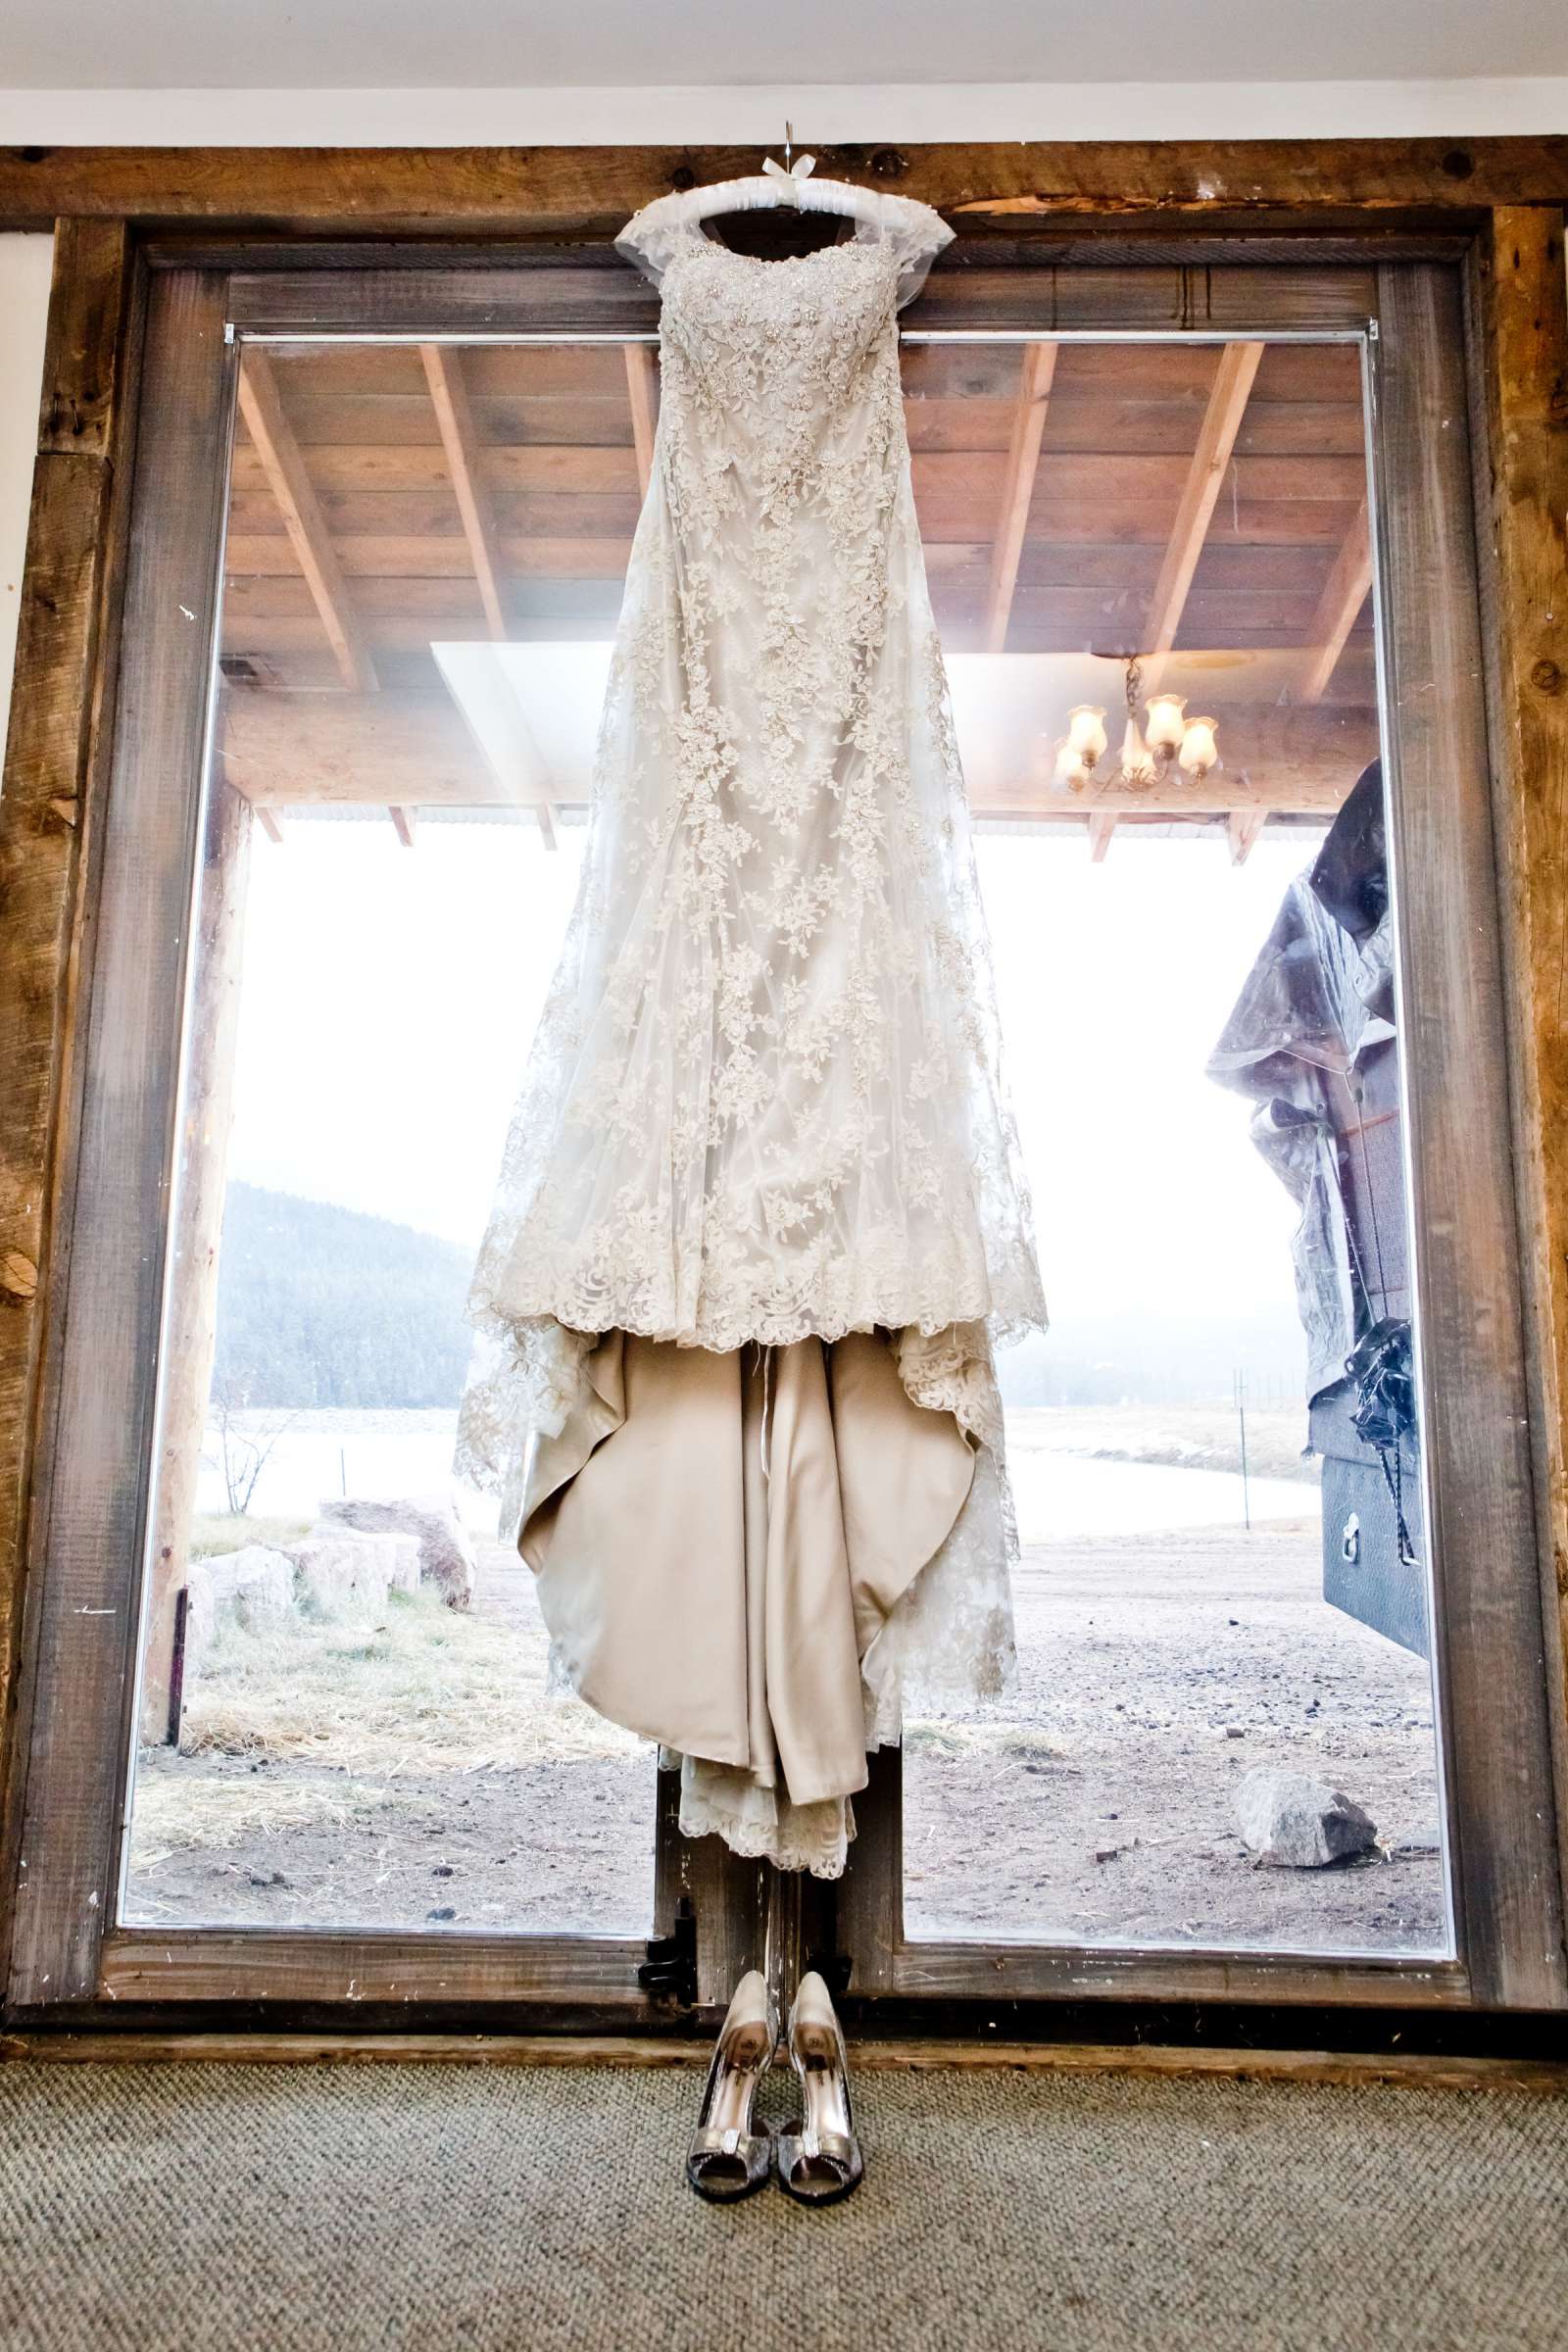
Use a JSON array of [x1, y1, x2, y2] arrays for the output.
[[212, 1182, 474, 1409]]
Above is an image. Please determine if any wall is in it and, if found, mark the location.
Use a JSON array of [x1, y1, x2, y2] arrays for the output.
[[0, 235, 52, 758], [0, 80, 1565, 142]]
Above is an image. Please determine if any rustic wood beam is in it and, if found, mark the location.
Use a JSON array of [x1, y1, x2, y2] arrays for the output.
[[1298, 497, 1374, 703], [1088, 813, 1118, 861], [0, 220, 139, 1981], [220, 689, 502, 808], [236, 353, 378, 694], [623, 345, 659, 500], [1472, 205, 1568, 1914], [255, 806, 284, 845], [1141, 341, 1263, 690], [983, 340, 1056, 655], [418, 343, 508, 640], [220, 690, 1375, 816], [2, 142, 1566, 234]]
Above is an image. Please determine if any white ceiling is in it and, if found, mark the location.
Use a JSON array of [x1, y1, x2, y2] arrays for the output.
[[1, 0, 1565, 91]]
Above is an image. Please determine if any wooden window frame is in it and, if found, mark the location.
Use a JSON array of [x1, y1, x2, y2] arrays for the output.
[[0, 146, 1564, 2063]]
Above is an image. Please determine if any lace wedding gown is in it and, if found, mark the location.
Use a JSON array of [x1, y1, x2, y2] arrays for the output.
[[456, 179, 1047, 1876]]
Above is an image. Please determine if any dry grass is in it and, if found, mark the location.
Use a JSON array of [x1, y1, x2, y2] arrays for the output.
[[173, 1587, 641, 1776], [127, 1770, 421, 1866], [906, 1719, 1067, 1761], [188, 1511, 312, 1562]]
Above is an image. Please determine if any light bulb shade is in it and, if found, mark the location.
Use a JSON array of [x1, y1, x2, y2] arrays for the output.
[[1145, 691, 1187, 752], [1066, 704, 1108, 766], [1054, 739, 1089, 791], [1120, 712, 1155, 787], [1178, 715, 1220, 777]]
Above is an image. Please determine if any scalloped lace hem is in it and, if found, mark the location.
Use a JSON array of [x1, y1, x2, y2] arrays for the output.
[[670, 1754, 859, 1880]]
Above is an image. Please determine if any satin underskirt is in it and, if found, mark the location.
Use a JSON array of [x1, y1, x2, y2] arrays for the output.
[[517, 1327, 996, 1877]]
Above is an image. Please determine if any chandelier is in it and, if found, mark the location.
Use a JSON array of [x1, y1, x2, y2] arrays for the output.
[[1053, 659, 1219, 794]]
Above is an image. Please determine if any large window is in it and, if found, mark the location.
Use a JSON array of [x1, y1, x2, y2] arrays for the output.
[[5, 250, 1560, 2025]]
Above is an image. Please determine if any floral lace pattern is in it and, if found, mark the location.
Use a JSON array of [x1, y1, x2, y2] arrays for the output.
[[456, 203, 1047, 1514]]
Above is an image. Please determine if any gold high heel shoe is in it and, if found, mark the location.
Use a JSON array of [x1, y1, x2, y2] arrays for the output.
[[685, 1969, 778, 2203], [777, 1970, 863, 2207]]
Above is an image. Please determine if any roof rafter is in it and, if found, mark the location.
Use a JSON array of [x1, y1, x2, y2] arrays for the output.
[[1298, 496, 1373, 704], [983, 340, 1057, 655], [419, 342, 509, 640], [236, 353, 379, 695], [623, 345, 659, 500], [1141, 340, 1264, 690]]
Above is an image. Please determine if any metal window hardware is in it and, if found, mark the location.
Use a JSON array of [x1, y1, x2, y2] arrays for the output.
[[639, 1896, 698, 2005], [806, 1945, 853, 1997]]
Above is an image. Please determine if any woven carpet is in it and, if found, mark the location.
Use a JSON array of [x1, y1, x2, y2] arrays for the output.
[[2, 2058, 1565, 2352]]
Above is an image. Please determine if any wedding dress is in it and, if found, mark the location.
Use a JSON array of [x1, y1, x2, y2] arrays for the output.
[[456, 177, 1048, 1877]]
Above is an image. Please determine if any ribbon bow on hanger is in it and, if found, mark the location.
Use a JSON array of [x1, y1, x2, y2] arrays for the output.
[[762, 152, 817, 207]]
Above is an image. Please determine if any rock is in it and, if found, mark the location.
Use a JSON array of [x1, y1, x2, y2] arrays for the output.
[[284, 1529, 416, 1620], [318, 1494, 476, 1608], [179, 1544, 295, 1679], [1391, 1825, 1443, 1860], [1235, 1767, 1378, 1868], [207, 1544, 295, 1629]]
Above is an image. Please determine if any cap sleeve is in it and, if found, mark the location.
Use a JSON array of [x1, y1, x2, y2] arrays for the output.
[[881, 196, 955, 311], [614, 194, 694, 290]]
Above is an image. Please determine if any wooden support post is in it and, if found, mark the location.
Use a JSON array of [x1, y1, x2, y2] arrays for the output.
[[1227, 809, 1267, 863], [1088, 812, 1118, 861], [1471, 205, 1568, 1904], [140, 776, 253, 1744]]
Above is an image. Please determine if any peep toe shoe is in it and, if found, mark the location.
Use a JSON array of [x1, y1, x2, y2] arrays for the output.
[[777, 1970, 864, 2207], [685, 1969, 778, 2203]]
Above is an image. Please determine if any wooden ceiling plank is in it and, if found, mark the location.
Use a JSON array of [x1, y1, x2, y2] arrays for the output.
[[983, 340, 1058, 655], [418, 343, 509, 640], [1141, 341, 1264, 688], [1298, 496, 1374, 703], [623, 346, 659, 499], [235, 353, 379, 694]]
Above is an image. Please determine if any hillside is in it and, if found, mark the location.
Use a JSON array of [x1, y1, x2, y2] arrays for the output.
[[212, 1182, 473, 1410]]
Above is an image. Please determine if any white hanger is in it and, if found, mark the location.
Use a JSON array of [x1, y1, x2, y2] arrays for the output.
[[660, 122, 884, 226]]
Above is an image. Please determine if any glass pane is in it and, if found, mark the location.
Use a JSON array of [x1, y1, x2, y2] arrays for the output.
[[900, 335, 1448, 1957], [122, 338, 659, 1936]]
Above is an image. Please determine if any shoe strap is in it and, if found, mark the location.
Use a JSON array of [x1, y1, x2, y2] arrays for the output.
[[780, 2127, 858, 2173], [690, 2125, 768, 2157]]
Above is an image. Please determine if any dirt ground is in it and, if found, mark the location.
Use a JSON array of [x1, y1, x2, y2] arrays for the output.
[[126, 1508, 1444, 1958], [906, 1519, 1443, 1952]]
